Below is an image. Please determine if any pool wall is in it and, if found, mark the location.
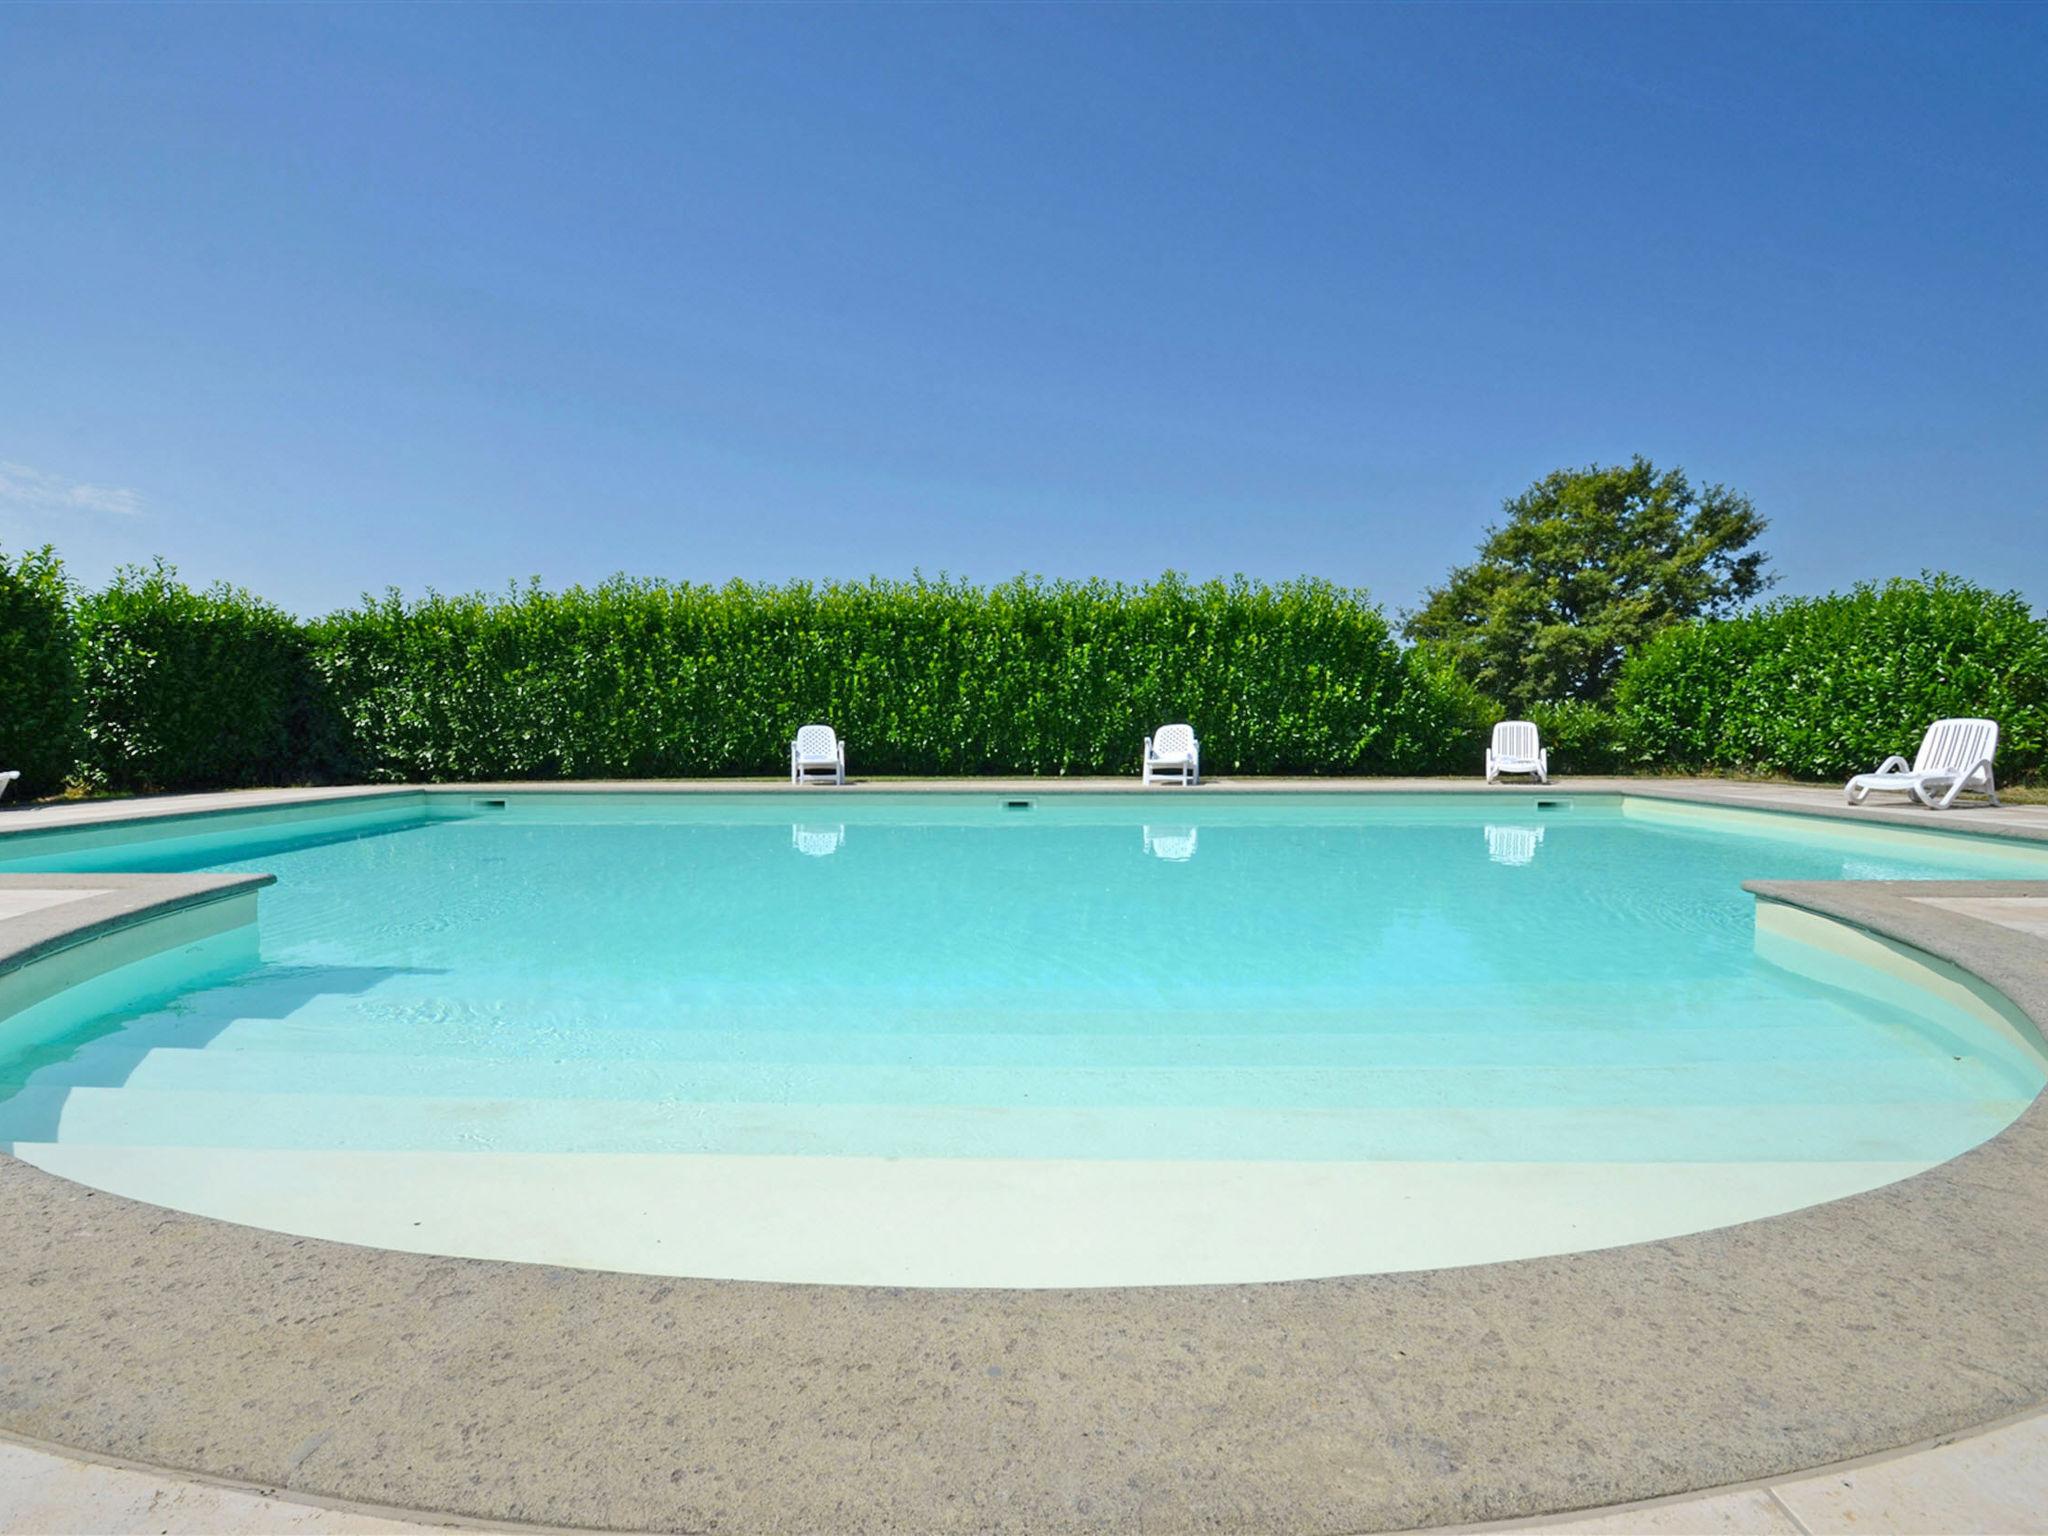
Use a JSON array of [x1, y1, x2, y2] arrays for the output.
[[0, 875, 272, 1059], [1756, 895, 2048, 1074], [0, 791, 424, 874]]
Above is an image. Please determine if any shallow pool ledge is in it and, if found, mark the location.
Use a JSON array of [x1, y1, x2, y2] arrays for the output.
[[1743, 876, 2048, 1055], [0, 874, 274, 1058]]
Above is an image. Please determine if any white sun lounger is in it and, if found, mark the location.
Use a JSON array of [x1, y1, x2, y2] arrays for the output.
[[1142, 724, 1200, 787], [1844, 718, 1999, 810], [789, 724, 846, 785], [0, 770, 18, 802], [1485, 721, 1548, 784]]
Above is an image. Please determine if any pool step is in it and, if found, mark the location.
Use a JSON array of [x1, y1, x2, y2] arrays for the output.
[[70, 961, 1909, 1043], [4, 1142, 1936, 1286], [0, 1082, 2022, 1163], [8, 1044, 2024, 1111], [24, 987, 1957, 1073], [27, 997, 1974, 1072]]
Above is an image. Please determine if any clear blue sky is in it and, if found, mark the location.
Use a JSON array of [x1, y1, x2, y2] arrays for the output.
[[2, 3, 2042, 620]]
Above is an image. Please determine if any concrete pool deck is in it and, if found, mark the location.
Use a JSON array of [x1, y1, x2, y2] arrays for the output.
[[9, 1401, 2048, 1533], [1, 777, 2046, 1532]]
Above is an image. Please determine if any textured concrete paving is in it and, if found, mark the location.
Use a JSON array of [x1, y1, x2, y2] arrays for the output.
[[1, 783, 2046, 1533]]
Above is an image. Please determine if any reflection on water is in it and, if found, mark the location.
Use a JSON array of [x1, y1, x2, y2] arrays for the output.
[[1143, 826, 1198, 862], [791, 824, 845, 858], [1485, 824, 1544, 867]]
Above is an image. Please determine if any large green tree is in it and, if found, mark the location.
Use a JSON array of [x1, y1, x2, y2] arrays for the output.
[[1404, 458, 1771, 709]]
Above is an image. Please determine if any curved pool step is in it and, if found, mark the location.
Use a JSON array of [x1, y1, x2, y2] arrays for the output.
[[3, 1139, 1942, 1286], [0, 1083, 2023, 1162], [16, 1043, 2026, 1112], [165, 1011, 1966, 1065]]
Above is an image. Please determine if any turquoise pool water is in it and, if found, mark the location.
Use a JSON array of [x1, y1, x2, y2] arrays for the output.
[[2, 794, 2043, 1172]]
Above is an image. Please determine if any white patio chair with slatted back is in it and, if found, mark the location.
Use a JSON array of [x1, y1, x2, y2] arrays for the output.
[[1142, 723, 1200, 787], [1844, 718, 1999, 810], [1484, 721, 1548, 784], [789, 723, 846, 786]]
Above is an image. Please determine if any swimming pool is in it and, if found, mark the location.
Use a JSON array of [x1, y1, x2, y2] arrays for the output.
[[2, 792, 2043, 1285]]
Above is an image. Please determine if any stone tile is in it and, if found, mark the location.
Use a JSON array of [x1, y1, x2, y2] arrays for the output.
[[1773, 1416, 2048, 1534], [1915, 895, 2048, 938], [1512, 1488, 1802, 1534], [0, 887, 106, 921], [0, 1441, 445, 1533]]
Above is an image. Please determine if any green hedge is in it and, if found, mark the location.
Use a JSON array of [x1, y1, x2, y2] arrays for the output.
[[1614, 575, 2048, 782], [312, 574, 1444, 779], [1526, 699, 1628, 776], [75, 563, 322, 793], [0, 545, 82, 798], [1383, 642, 1494, 776], [48, 569, 1471, 787], [27, 562, 2042, 793]]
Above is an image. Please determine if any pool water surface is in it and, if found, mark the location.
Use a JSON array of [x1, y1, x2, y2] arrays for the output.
[[1, 793, 2042, 1285]]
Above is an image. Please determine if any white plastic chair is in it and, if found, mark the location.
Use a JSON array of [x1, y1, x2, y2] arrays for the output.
[[1485, 721, 1548, 784], [1484, 823, 1545, 867], [1844, 718, 1999, 810], [1142, 724, 1200, 787], [0, 770, 18, 802], [791, 823, 845, 857], [789, 724, 846, 785], [1143, 825, 1199, 862]]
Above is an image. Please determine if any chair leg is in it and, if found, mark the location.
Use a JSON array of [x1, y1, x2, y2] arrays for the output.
[[1937, 769, 1994, 810]]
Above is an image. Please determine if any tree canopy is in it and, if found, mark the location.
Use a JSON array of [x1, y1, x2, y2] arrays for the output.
[[1403, 458, 1772, 710]]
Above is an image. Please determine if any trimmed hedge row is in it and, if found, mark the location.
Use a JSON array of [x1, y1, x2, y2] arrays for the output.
[[45, 568, 1490, 789], [311, 573, 1451, 780], [1614, 575, 2048, 782], [75, 562, 325, 792], [8, 554, 2040, 794]]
